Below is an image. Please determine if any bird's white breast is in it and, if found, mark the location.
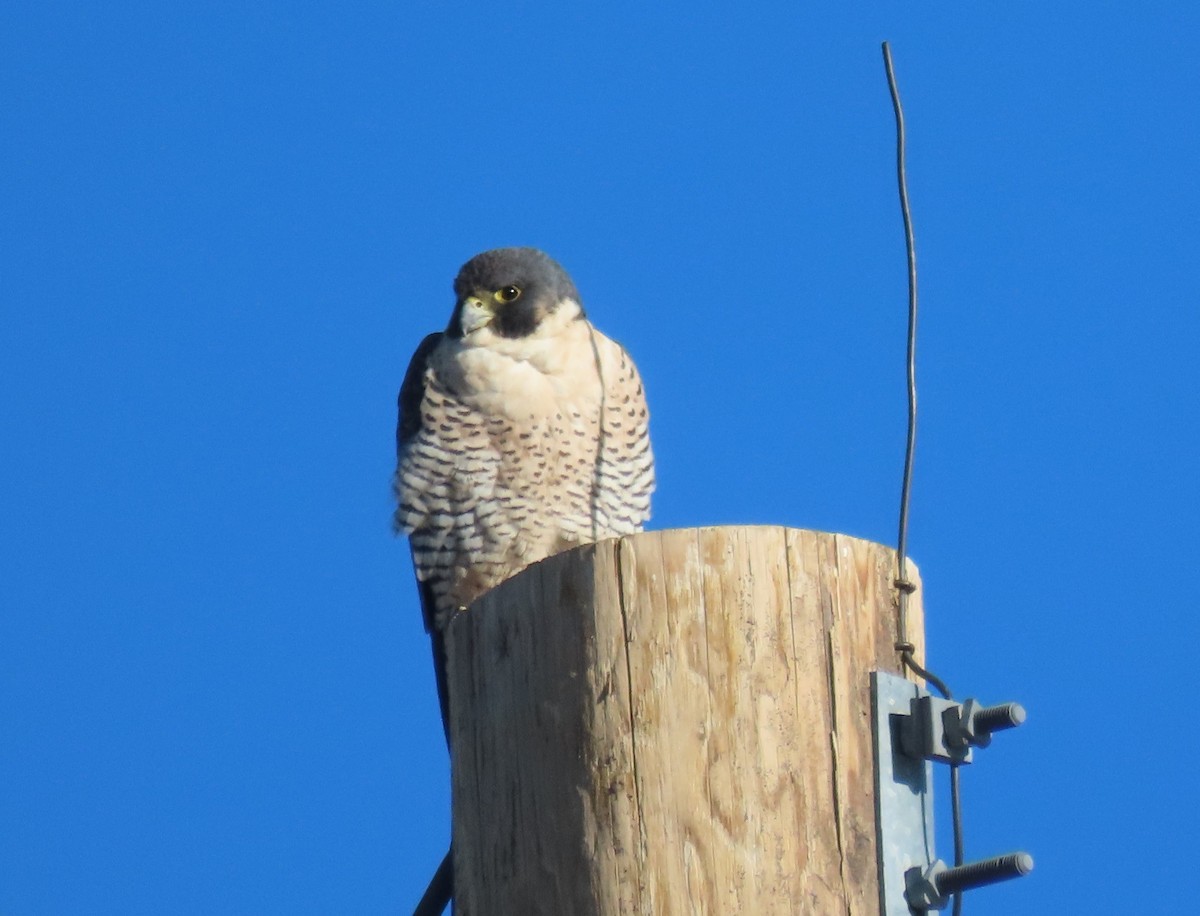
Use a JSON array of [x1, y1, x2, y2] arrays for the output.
[[432, 300, 619, 418]]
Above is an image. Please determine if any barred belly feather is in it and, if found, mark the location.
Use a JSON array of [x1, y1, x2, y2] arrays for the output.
[[394, 304, 654, 632]]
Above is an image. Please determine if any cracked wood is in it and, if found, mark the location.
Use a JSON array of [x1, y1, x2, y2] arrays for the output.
[[445, 526, 925, 915]]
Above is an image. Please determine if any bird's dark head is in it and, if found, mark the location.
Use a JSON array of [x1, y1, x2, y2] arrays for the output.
[[447, 247, 583, 340]]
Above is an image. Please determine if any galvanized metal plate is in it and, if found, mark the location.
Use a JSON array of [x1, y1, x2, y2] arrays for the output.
[[872, 671, 937, 916]]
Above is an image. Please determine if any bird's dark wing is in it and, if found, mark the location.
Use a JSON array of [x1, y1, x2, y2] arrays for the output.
[[397, 332, 444, 451], [397, 333, 457, 913], [396, 331, 453, 744], [412, 571, 450, 745], [396, 331, 444, 637]]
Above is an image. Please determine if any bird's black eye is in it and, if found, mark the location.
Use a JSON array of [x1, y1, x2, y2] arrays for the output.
[[495, 286, 522, 303]]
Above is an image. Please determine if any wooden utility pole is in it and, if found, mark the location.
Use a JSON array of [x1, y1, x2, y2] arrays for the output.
[[444, 526, 924, 915]]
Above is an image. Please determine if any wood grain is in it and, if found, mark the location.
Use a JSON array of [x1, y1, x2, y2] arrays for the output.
[[446, 526, 924, 915]]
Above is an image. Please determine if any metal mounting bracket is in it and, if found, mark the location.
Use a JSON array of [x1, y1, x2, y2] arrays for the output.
[[899, 693, 1027, 765], [873, 671, 1034, 913], [872, 671, 936, 916]]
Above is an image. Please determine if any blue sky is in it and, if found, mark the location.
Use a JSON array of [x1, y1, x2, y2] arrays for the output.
[[3, 3, 1197, 913]]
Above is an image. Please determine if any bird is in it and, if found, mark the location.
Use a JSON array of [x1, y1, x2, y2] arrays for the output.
[[395, 246, 655, 728], [394, 247, 654, 914]]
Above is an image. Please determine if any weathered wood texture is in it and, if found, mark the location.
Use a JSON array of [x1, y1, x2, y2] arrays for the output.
[[446, 526, 924, 915]]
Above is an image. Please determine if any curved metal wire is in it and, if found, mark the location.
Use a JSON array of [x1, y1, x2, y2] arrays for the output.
[[881, 40, 964, 913]]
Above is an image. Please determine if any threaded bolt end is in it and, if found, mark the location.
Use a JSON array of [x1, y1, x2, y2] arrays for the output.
[[936, 852, 1034, 895], [973, 702, 1026, 735]]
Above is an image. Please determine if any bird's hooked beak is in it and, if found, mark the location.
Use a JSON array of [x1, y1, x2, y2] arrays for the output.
[[459, 294, 494, 335]]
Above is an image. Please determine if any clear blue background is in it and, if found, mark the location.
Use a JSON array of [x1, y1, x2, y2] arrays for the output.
[[3, 3, 1196, 913]]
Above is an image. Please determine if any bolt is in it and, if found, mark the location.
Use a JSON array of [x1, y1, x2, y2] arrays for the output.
[[935, 852, 1034, 896], [972, 702, 1026, 736]]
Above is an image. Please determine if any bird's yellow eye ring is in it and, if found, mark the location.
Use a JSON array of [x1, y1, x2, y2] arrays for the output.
[[495, 286, 522, 303]]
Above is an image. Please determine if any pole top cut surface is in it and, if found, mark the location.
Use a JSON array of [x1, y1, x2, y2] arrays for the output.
[[446, 526, 925, 916]]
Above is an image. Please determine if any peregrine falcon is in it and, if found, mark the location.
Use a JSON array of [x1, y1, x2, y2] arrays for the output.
[[394, 247, 655, 733]]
